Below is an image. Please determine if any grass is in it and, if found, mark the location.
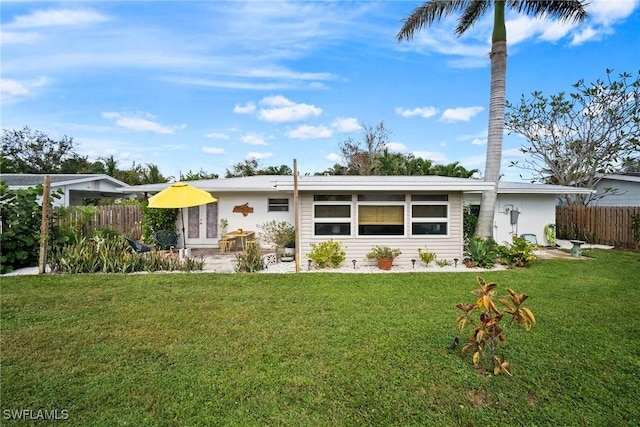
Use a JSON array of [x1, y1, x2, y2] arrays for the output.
[[1, 249, 639, 426]]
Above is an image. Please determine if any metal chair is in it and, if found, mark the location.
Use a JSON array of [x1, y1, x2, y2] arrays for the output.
[[153, 230, 178, 250], [125, 237, 153, 254]]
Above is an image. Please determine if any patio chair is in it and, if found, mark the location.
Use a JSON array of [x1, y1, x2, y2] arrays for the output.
[[125, 237, 153, 254], [153, 230, 178, 249]]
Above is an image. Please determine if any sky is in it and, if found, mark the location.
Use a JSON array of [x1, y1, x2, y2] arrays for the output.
[[2, 0, 639, 182]]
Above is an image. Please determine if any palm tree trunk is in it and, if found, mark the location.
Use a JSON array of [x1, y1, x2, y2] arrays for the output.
[[475, 1, 507, 239]]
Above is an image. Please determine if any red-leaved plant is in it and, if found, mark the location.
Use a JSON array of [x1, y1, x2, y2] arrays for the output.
[[455, 276, 536, 376]]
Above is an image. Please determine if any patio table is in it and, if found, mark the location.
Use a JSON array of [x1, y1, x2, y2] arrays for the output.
[[223, 230, 255, 250]]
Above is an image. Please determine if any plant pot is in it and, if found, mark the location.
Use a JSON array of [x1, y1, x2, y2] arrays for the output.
[[376, 257, 393, 270], [284, 247, 294, 256]]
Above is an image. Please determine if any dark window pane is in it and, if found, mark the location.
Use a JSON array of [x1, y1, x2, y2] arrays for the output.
[[412, 205, 448, 218], [411, 194, 448, 201], [358, 224, 404, 235], [314, 195, 352, 201], [314, 223, 351, 235], [412, 222, 448, 235], [268, 198, 289, 212], [357, 194, 405, 201], [315, 205, 351, 218]]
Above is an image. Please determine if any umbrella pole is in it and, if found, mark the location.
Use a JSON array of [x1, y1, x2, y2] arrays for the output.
[[181, 208, 186, 248]]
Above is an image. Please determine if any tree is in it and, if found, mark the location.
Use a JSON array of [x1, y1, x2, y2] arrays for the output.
[[1, 126, 90, 174], [225, 159, 292, 178], [338, 121, 390, 175], [397, 1, 588, 238], [621, 157, 640, 173], [181, 169, 218, 181], [505, 69, 640, 204], [431, 161, 479, 178]]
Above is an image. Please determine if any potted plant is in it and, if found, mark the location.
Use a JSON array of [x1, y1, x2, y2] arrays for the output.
[[366, 245, 401, 270], [219, 218, 228, 235], [258, 220, 295, 258]]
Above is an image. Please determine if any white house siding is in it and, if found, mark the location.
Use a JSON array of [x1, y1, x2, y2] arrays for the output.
[[593, 178, 640, 206], [298, 191, 464, 268]]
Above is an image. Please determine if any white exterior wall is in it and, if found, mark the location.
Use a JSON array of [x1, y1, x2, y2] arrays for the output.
[[298, 192, 464, 268], [183, 191, 294, 248], [464, 193, 557, 245]]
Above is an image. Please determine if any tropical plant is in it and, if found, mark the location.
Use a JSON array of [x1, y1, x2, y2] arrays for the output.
[[464, 237, 498, 269], [436, 258, 453, 268], [463, 205, 478, 245], [258, 220, 295, 250], [498, 236, 537, 268], [233, 243, 264, 273], [366, 246, 401, 260], [417, 247, 437, 266], [397, 0, 588, 238], [307, 239, 347, 268], [455, 277, 536, 376], [544, 223, 557, 246]]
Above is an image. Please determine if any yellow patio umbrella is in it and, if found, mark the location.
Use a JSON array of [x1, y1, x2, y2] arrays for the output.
[[148, 182, 218, 248]]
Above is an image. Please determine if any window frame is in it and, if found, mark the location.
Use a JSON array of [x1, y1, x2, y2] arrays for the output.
[[268, 197, 290, 212], [312, 197, 352, 237], [409, 200, 450, 237]]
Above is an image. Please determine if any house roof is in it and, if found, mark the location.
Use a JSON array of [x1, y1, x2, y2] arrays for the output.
[[123, 175, 593, 195], [0, 173, 130, 188], [595, 173, 640, 184]]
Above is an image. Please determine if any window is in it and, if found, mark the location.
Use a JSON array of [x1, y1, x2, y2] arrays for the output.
[[313, 203, 351, 236], [268, 198, 289, 212], [411, 202, 449, 235], [358, 205, 404, 236]]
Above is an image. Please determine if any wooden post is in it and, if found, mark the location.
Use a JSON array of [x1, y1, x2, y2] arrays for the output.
[[39, 175, 51, 274], [293, 159, 300, 273]]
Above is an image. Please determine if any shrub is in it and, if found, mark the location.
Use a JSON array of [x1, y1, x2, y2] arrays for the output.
[[463, 205, 478, 245], [366, 246, 401, 260], [417, 248, 437, 266], [464, 237, 498, 269], [498, 236, 537, 268], [141, 204, 179, 243], [258, 220, 295, 249], [234, 243, 264, 273], [436, 258, 453, 267], [455, 277, 536, 376], [49, 232, 203, 274], [307, 239, 346, 268]]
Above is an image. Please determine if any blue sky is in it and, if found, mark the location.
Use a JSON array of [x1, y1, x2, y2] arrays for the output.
[[2, 1, 639, 181]]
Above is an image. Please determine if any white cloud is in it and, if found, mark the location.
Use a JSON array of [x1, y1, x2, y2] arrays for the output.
[[288, 125, 332, 140], [413, 151, 448, 162], [205, 132, 229, 140], [233, 101, 256, 115], [440, 106, 484, 122], [7, 9, 109, 28], [326, 153, 341, 163], [471, 138, 486, 146], [202, 146, 225, 155], [0, 31, 41, 45], [241, 133, 268, 146], [332, 117, 361, 133], [385, 142, 407, 152], [102, 112, 184, 134], [247, 152, 273, 160], [258, 95, 322, 123], [1, 78, 30, 98], [0, 77, 48, 100], [395, 106, 438, 119]]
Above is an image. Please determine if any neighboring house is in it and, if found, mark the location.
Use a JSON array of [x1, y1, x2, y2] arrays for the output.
[[591, 173, 640, 206], [125, 175, 592, 267], [0, 174, 133, 206]]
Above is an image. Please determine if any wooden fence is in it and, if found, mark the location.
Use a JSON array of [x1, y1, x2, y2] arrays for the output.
[[556, 205, 640, 249], [52, 205, 144, 239]]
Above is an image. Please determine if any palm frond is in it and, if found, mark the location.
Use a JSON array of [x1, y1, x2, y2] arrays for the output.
[[396, 0, 474, 42], [508, 0, 589, 23], [457, 1, 492, 36]]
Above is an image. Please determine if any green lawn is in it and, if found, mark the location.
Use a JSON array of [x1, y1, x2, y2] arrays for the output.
[[2, 249, 639, 426]]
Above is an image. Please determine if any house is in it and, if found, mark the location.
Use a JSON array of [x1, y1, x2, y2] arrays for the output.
[[0, 174, 133, 207], [125, 175, 592, 267], [591, 173, 640, 206]]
